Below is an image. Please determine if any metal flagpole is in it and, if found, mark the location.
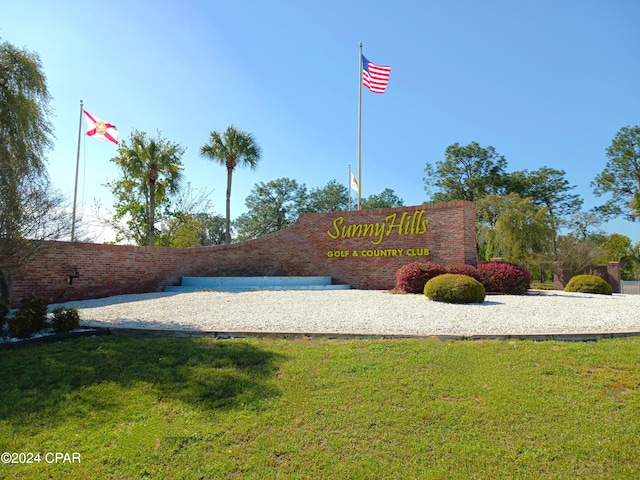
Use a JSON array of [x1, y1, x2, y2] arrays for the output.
[[357, 42, 363, 210], [348, 164, 352, 211], [71, 99, 83, 242]]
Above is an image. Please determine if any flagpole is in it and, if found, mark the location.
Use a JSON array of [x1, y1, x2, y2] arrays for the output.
[[71, 100, 83, 242], [348, 164, 352, 211], [357, 42, 363, 210]]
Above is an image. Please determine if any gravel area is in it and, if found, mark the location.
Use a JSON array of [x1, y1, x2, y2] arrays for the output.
[[50, 290, 640, 337]]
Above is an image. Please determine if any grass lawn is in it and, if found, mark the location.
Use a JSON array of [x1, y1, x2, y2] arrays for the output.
[[1, 333, 639, 479]]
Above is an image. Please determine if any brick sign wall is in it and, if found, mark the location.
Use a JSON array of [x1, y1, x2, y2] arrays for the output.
[[11, 201, 477, 306]]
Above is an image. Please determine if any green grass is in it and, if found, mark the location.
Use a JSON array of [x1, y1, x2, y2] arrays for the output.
[[1, 334, 639, 479], [530, 282, 556, 290]]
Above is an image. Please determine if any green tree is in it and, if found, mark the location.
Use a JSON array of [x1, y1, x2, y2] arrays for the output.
[[301, 181, 403, 212], [302, 180, 349, 212], [554, 235, 606, 281], [0, 40, 70, 305], [424, 142, 508, 202], [565, 211, 606, 240], [155, 184, 217, 247], [197, 213, 227, 246], [595, 233, 632, 264], [361, 188, 405, 209], [234, 178, 306, 241], [107, 130, 184, 246], [477, 194, 553, 264], [620, 241, 640, 280], [553, 214, 616, 282], [200, 125, 262, 244], [507, 167, 582, 217], [591, 233, 640, 281], [592, 125, 640, 221], [507, 167, 583, 257]]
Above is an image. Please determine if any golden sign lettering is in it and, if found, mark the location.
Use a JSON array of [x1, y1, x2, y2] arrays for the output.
[[327, 210, 429, 245]]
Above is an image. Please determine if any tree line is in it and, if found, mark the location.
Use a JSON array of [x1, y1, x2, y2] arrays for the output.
[[423, 139, 640, 281]]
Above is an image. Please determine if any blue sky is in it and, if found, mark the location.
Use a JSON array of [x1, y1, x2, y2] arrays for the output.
[[3, 0, 639, 243]]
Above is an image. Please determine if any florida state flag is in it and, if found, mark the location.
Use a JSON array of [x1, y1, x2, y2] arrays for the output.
[[83, 109, 119, 144]]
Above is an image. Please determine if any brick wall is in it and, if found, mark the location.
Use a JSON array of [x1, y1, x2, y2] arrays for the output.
[[553, 261, 621, 293], [11, 201, 477, 306]]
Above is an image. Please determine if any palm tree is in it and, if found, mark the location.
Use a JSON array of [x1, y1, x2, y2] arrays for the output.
[[112, 130, 184, 246], [200, 125, 262, 244]]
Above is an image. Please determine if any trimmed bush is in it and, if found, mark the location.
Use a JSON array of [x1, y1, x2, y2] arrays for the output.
[[51, 307, 81, 333], [564, 274, 613, 295], [395, 262, 446, 293], [7, 294, 48, 338], [446, 264, 481, 281], [477, 261, 531, 295], [424, 274, 486, 304]]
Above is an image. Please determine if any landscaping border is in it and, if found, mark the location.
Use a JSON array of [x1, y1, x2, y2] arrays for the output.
[[93, 327, 640, 343]]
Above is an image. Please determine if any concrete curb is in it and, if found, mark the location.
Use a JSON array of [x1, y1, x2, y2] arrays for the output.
[[3, 328, 639, 348], [104, 328, 640, 342]]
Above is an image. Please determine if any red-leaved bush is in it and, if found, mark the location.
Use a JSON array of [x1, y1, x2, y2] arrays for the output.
[[395, 262, 446, 293], [477, 261, 531, 294], [446, 264, 482, 281]]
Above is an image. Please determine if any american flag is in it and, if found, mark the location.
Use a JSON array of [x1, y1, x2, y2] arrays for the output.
[[362, 55, 391, 94]]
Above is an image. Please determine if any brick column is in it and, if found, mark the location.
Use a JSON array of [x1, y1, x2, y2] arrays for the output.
[[607, 261, 621, 293]]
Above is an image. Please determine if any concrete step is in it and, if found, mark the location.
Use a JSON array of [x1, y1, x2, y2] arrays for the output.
[[165, 276, 350, 293], [180, 276, 333, 288], [164, 284, 352, 293]]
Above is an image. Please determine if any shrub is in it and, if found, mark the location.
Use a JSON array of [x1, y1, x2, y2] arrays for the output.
[[51, 307, 81, 333], [424, 274, 486, 304], [477, 261, 531, 295], [446, 264, 481, 281], [564, 274, 613, 295], [8, 294, 48, 338], [395, 262, 446, 293]]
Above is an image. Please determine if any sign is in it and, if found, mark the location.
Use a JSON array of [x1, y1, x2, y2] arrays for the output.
[[326, 209, 431, 259]]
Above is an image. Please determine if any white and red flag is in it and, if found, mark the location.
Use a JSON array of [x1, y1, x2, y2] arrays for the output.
[[83, 109, 119, 144], [350, 171, 359, 192]]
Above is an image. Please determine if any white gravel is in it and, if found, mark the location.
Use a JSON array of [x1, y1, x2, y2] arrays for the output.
[[50, 290, 640, 337]]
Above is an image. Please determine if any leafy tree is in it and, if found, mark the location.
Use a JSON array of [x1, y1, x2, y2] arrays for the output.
[[200, 125, 262, 244], [302, 180, 349, 212], [155, 184, 217, 248], [107, 130, 184, 246], [591, 233, 640, 281], [103, 176, 149, 245], [0, 40, 52, 174], [234, 178, 306, 241], [0, 40, 70, 305], [197, 213, 227, 246], [361, 188, 405, 209], [477, 194, 553, 264], [552, 217, 630, 282], [157, 213, 205, 248], [507, 167, 582, 256], [553, 235, 606, 281], [423, 142, 508, 202], [565, 211, 606, 240], [592, 125, 640, 221], [594, 233, 632, 264], [300, 181, 403, 212], [620, 241, 640, 280]]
